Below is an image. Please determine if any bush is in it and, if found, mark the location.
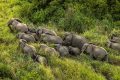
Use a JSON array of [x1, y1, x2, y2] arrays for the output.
[[14, 0, 120, 33]]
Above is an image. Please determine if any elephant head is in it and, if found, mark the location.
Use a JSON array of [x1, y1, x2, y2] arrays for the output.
[[7, 18, 22, 26], [81, 43, 89, 53], [19, 39, 27, 48]]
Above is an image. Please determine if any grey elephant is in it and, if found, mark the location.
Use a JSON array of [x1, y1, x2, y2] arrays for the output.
[[63, 32, 88, 50], [41, 34, 63, 44], [35, 55, 47, 65], [40, 44, 60, 57], [36, 28, 57, 36], [19, 39, 37, 57], [110, 36, 120, 43], [68, 46, 81, 56], [17, 33, 36, 42], [107, 41, 120, 52], [55, 44, 69, 56], [81, 43, 108, 61], [7, 18, 29, 32]]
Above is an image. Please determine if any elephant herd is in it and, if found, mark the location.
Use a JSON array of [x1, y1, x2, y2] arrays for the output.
[[7, 18, 120, 65]]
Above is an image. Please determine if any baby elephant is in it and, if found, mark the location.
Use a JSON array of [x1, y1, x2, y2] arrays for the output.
[[41, 34, 63, 44], [63, 32, 88, 50], [82, 43, 108, 61], [36, 28, 57, 36], [35, 55, 47, 65], [7, 18, 29, 32], [40, 44, 60, 57], [107, 41, 120, 52], [17, 33, 36, 42], [68, 46, 81, 56], [19, 39, 36, 58], [55, 44, 69, 56]]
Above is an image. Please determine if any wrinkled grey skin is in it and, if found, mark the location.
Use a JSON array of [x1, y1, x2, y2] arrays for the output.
[[19, 39, 36, 57], [17, 33, 36, 42], [35, 55, 47, 65], [7, 18, 28, 32], [40, 44, 60, 57], [63, 32, 88, 50], [110, 36, 120, 43], [107, 41, 120, 52], [41, 34, 63, 44], [55, 44, 69, 56], [68, 46, 81, 56], [82, 43, 108, 61], [36, 28, 57, 36]]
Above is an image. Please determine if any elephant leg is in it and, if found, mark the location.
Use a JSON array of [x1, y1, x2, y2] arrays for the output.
[[90, 53, 94, 59], [102, 55, 108, 62]]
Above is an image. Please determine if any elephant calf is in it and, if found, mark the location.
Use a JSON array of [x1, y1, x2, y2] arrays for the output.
[[36, 28, 57, 36], [19, 39, 37, 58], [7, 18, 29, 32], [35, 55, 47, 65], [17, 33, 36, 42], [82, 43, 108, 61], [107, 41, 120, 52], [63, 32, 88, 50], [55, 44, 69, 56], [41, 34, 63, 44], [40, 44, 60, 57], [68, 46, 81, 56]]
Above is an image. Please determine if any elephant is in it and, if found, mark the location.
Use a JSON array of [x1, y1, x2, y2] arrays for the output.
[[110, 36, 120, 43], [40, 34, 63, 44], [68, 46, 81, 56], [36, 28, 57, 36], [35, 55, 47, 65], [19, 39, 37, 58], [40, 44, 60, 57], [63, 32, 88, 50], [107, 41, 120, 52], [55, 44, 69, 56], [17, 33, 36, 42], [7, 18, 29, 32], [81, 43, 108, 61]]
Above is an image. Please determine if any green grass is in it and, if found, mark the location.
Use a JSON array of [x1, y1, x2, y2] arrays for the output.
[[0, 0, 120, 80]]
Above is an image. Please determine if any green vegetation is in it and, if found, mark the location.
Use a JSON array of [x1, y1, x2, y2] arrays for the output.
[[0, 0, 120, 80]]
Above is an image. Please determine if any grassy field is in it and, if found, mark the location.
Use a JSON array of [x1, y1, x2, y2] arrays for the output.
[[0, 1, 120, 80]]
